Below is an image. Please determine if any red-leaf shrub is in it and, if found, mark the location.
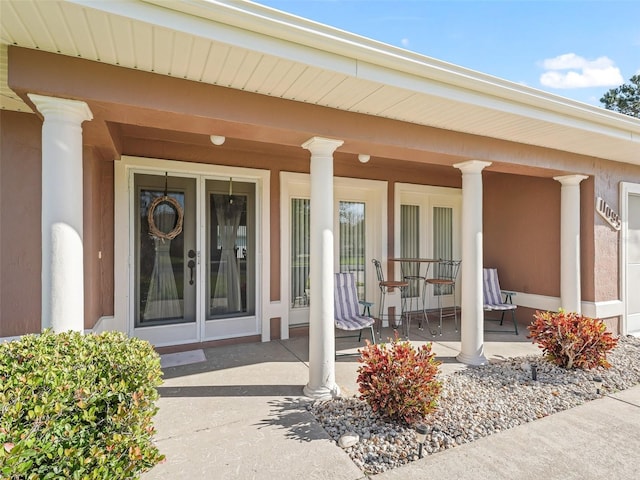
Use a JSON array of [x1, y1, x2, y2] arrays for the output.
[[357, 335, 441, 425], [528, 310, 618, 370]]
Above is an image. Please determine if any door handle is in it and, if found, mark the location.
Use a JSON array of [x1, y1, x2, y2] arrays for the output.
[[187, 250, 196, 285], [187, 260, 196, 285]]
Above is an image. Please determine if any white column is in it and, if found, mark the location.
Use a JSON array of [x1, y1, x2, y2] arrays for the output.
[[28, 94, 93, 333], [454, 160, 491, 365], [554, 174, 588, 313], [302, 136, 343, 400]]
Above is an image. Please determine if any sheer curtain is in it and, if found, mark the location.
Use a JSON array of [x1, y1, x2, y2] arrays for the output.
[[144, 202, 182, 320], [213, 195, 245, 313]]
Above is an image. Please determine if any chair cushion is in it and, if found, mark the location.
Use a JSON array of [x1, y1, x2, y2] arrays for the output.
[[483, 268, 517, 312], [335, 315, 375, 331], [381, 279, 409, 288], [335, 272, 375, 331], [484, 303, 516, 311], [483, 268, 504, 305]]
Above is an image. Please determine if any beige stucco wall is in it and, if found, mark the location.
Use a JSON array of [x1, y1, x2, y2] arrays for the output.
[[0, 110, 42, 336], [484, 172, 562, 298], [592, 161, 640, 301], [0, 110, 115, 335], [4, 47, 640, 338], [83, 146, 115, 327]]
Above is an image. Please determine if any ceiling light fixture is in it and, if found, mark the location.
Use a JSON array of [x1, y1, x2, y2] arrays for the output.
[[358, 154, 370, 163], [210, 135, 226, 146]]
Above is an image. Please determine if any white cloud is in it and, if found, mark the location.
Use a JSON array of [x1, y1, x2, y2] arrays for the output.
[[401, 38, 410, 47], [539, 53, 624, 89]]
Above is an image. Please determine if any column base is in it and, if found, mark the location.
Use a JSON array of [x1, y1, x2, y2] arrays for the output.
[[303, 383, 341, 400], [456, 351, 488, 366]]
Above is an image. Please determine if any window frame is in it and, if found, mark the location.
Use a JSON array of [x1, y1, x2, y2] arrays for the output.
[[280, 172, 387, 330]]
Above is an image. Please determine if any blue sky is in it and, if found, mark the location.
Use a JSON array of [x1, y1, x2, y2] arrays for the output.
[[253, 0, 640, 107]]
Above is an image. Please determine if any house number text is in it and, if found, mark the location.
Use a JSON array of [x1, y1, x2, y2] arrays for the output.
[[596, 197, 621, 231]]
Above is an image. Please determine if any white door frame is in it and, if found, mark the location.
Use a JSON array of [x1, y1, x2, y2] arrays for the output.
[[621, 181, 640, 336], [114, 155, 271, 347], [395, 183, 462, 309]]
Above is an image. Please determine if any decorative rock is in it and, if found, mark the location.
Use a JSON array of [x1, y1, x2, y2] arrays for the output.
[[338, 432, 359, 448], [308, 336, 640, 476]]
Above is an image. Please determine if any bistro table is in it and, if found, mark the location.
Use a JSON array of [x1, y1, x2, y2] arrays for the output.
[[388, 258, 440, 336]]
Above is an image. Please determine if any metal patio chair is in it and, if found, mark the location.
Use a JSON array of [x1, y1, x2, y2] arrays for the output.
[[425, 259, 461, 335], [334, 272, 376, 347], [372, 259, 409, 336], [483, 267, 518, 334]]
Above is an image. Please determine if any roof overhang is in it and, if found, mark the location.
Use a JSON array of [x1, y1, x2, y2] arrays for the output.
[[1, 0, 639, 165]]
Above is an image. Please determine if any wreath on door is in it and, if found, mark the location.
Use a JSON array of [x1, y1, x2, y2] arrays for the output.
[[147, 195, 184, 240]]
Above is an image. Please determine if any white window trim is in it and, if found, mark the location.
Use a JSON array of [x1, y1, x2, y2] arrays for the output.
[[621, 182, 640, 336], [280, 172, 387, 337], [394, 183, 462, 260]]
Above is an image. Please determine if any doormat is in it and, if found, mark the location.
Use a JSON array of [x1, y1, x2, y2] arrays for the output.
[[160, 349, 206, 369]]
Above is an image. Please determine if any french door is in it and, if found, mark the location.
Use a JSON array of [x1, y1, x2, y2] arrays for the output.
[[131, 172, 256, 346], [134, 174, 197, 334], [397, 184, 462, 309]]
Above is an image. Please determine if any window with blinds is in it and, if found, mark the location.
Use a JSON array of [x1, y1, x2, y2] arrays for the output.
[[290, 199, 367, 307], [339, 201, 366, 300], [290, 198, 310, 308]]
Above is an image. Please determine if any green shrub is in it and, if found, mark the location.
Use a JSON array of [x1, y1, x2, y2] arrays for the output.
[[528, 310, 618, 370], [0, 330, 165, 479], [357, 335, 441, 425]]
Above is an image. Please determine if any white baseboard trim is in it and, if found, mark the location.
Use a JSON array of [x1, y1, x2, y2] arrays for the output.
[[89, 316, 116, 334], [513, 292, 624, 319], [582, 300, 624, 319], [0, 316, 119, 343], [0, 335, 23, 344], [513, 292, 561, 312]]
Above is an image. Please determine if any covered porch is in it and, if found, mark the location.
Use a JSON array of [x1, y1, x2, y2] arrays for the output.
[[2, 0, 637, 401], [147, 325, 640, 479]]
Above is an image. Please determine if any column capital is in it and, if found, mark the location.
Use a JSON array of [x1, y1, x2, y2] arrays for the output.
[[453, 160, 492, 174], [28, 94, 93, 124], [302, 136, 344, 157], [553, 174, 588, 186]]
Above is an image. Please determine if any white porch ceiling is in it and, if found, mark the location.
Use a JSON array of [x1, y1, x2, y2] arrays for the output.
[[1, 0, 639, 165]]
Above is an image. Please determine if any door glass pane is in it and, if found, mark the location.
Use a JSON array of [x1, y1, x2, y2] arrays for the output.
[[339, 201, 366, 300], [400, 205, 420, 259], [135, 181, 190, 327], [400, 205, 421, 298], [433, 206, 453, 295], [400, 204, 420, 297], [291, 198, 310, 308], [207, 180, 255, 318]]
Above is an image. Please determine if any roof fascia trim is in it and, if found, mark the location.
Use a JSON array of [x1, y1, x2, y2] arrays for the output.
[[140, 1, 640, 132], [68, 0, 640, 139]]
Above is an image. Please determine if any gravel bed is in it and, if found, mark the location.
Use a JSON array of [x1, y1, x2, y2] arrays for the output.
[[308, 336, 640, 475]]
